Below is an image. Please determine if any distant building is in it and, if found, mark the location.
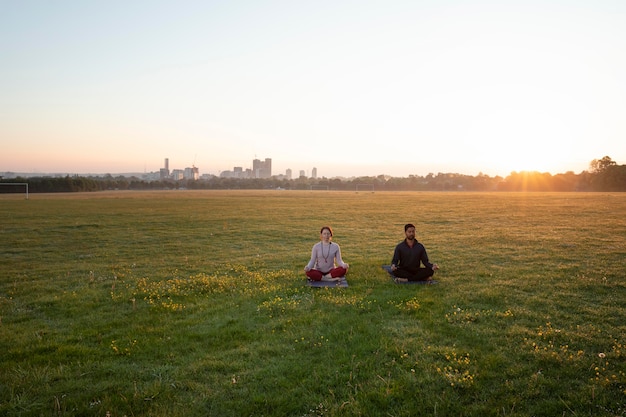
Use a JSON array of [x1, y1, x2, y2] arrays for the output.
[[253, 158, 272, 178], [184, 166, 199, 180], [160, 158, 170, 179], [159, 157, 199, 180], [286, 168, 292, 180], [312, 167, 317, 179], [171, 169, 184, 180], [220, 167, 253, 178], [299, 170, 306, 178], [142, 172, 161, 181]]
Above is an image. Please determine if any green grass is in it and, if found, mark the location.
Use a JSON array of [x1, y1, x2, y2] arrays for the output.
[[1, 190, 625, 416]]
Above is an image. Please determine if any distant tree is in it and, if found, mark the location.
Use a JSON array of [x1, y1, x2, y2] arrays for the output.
[[551, 172, 578, 191], [593, 164, 626, 191], [589, 156, 616, 173], [498, 171, 556, 191], [13, 158, 624, 193]]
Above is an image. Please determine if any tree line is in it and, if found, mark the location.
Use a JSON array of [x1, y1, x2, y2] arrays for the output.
[[2, 156, 625, 193]]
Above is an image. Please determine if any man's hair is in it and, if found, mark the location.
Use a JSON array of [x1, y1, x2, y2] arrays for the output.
[[404, 223, 416, 232]]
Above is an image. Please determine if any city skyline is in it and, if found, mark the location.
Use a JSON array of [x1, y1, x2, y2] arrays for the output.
[[2, 153, 615, 181], [0, 155, 327, 180], [1, 1, 625, 178], [0, 154, 325, 180]]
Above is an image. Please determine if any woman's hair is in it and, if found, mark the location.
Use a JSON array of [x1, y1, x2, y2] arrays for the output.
[[320, 226, 333, 236]]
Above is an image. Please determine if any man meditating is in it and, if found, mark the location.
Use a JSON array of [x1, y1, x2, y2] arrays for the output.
[[390, 223, 439, 282]]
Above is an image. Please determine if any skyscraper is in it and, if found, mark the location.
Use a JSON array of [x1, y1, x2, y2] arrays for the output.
[[265, 158, 272, 178], [160, 158, 170, 179], [252, 158, 272, 178]]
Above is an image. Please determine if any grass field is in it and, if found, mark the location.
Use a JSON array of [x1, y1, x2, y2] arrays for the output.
[[1, 190, 625, 417]]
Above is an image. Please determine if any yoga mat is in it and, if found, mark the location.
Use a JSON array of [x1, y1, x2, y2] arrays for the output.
[[306, 277, 348, 288]]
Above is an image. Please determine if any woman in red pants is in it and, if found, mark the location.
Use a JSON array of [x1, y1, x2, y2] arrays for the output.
[[304, 226, 349, 281]]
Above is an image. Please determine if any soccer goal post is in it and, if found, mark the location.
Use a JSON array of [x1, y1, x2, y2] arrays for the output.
[[310, 184, 329, 191], [355, 183, 374, 193], [0, 183, 29, 199]]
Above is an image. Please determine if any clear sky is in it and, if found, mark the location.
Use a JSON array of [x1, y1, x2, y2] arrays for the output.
[[1, 0, 625, 178]]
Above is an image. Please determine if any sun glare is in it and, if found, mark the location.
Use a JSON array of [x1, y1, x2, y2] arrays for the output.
[[478, 139, 574, 176]]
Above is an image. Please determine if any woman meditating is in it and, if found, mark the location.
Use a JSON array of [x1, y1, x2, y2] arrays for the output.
[[304, 226, 349, 282]]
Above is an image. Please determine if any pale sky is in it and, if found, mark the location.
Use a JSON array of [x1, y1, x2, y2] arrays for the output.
[[1, 0, 625, 178]]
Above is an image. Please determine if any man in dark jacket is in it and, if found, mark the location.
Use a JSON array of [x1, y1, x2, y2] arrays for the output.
[[391, 223, 439, 282]]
